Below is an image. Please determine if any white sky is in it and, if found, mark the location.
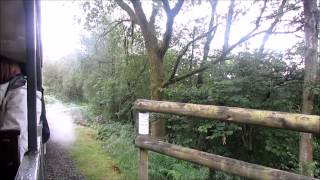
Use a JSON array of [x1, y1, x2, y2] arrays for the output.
[[41, 1, 83, 61], [172, 1, 300, 52], [41, 1, 300, 62]]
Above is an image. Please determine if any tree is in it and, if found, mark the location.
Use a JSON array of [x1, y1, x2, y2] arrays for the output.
[[114, 0, 295, 138], [115, 0, 184, 138], [161, 0, 290, 87], [299, 0, 319, 176]]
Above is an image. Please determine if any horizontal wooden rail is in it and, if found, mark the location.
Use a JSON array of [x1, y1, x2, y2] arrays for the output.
[[135, 136, 317, 180], [134, 99, 320, 135]]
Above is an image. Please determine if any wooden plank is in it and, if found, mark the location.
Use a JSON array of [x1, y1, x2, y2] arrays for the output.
[[139, 148, 148, 180], [135, 136, 318, 180], [133, 99, 320, 135]]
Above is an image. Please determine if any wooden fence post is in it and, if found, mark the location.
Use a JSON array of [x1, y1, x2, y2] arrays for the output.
[[139, 148, 148, 180], [137, 112, 149, 180]]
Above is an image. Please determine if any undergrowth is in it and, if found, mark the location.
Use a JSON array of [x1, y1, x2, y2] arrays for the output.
[[92, 121, 209, 180]]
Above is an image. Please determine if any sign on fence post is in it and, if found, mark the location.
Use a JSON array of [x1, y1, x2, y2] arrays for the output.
[[138, 112, 149, 180], [138, 112, 149, 135]]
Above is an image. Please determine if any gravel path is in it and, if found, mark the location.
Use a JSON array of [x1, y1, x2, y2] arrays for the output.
[[44, 102, 86, 180], [45, 140, 86, 180]]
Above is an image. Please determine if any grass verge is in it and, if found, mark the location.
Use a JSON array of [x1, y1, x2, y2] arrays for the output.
[[94, 121, 209, 180], [69, 126, 124, 180]]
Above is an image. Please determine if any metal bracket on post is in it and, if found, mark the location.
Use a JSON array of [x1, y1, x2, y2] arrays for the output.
[[138, 112, 149, 180]]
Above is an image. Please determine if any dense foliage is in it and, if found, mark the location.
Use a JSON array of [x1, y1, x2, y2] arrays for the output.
[[44, 47, 320, 179], [43, 0, 320, 179]]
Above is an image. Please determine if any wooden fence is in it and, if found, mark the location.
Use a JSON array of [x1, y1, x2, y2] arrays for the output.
[[133, 99, 320, 180]]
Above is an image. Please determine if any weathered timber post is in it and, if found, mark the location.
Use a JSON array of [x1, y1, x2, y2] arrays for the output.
[[139, 148, 148, 180], [137, 112, 149, 180]]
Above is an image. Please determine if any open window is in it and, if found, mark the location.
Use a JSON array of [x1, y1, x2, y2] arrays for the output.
[[0, 0, 44, 179]]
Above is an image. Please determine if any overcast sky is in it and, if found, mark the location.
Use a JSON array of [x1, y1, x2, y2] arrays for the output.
[[41, 1, 83, 61], [41, 1, 300, 62]]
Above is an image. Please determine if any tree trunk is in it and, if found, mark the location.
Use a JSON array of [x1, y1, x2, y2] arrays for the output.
[[148, 50, 165, 138], [299, 0, 318, 176], [116, 0, 184, 139]]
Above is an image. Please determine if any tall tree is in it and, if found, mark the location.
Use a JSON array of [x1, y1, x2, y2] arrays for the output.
[[115, 0, 293, 138], [115, 0, 184, 138], [299, 0, 319, 176]]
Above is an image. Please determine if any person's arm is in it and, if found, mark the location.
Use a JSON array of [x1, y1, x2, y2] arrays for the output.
[[2, 85, 28, 162]]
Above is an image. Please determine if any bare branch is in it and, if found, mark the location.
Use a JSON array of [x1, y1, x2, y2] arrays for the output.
[[162, 0, 171, 14], [220, 0, 269, 53], [271, 25, 303, 34], [208, 0, 219, 41], [160, 0, 185, 57], [255, 0, 267, 28], [223, 0, 235, 52], [167, 24, 219, 82], [162, 0, 270, 88], [162, 0, 184, 16], [149, 0, 161, 26], [130, 0, 159, 50], [100, 19, 131, 37], [115, 0, 137, 23], [259, 0, 287, 53], [189, 27, 196, 76], [131, 0, 150, 30], [198, 0, 218, 84], [162, 29, 267, 88], [172, 0, 185, 15], [162, 65, 208, 88], [204, 0, 219, 59], [219, 30, 266, 63]]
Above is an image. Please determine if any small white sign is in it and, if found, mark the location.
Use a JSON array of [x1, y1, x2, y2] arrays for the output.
[[138, 112, 149, 135]]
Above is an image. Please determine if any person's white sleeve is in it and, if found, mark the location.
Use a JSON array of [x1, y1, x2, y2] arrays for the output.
[[1, 84, 42, 162], [2, 85, 28, 162]]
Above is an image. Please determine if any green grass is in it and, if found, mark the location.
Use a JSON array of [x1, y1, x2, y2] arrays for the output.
[[65, 120, 209, 180], [94, 122, 139, 180], [94, 121, 209, 180], [69, 126, 124, 180]]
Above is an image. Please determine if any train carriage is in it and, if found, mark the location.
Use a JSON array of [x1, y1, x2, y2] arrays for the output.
[[0, 0, 45, 179]]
